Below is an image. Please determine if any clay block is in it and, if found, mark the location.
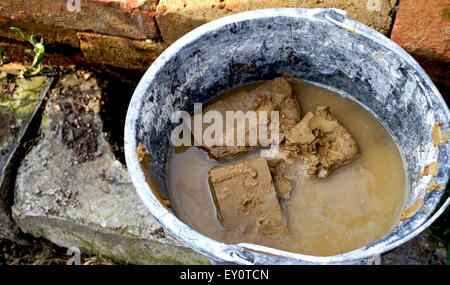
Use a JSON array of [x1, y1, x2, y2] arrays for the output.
[[285, 106, 359, 177], [209, 157, 286, 236], [196, 78, 301, 160], [267, 158, 293, 199]]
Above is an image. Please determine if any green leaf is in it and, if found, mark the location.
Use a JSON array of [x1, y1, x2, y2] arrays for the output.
[[10, 26, 47, 77], [10, 27, 32, 42], [427, 231, 448, 246], [95, 248, 100, 265], [0, 44, 4, 65], [447, 243, 450, 265]]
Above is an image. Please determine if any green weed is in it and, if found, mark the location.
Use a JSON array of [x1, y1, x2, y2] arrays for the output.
[[10, 27, 50, 77]]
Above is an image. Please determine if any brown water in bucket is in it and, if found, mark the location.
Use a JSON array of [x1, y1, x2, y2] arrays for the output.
[[167, 81, 407, 256]]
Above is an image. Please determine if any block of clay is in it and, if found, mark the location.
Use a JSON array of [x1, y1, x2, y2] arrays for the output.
[[196, 78, 301, 160], [267, 158, 293, 200], [285, 106, 359, 177], [208, 157, 286, 236]]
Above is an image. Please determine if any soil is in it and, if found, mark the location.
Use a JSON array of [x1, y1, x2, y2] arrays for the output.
[[46, 66, 136, 165], [0, 235, 69, 265], [136, 143, 171, 209], [0, 73, 18, 155], [0, 72, 16, 94], [422, 161, 440, 177], [432, 121, 450, 147], [0, 112, 9, 144], [99, 70, 136, 164], [400, 199, 425, 221], [48, 71, 102, 164], [0, 234, 122, 265]]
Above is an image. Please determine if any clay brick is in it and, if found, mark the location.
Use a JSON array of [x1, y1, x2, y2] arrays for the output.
[[0, 0, 159, 40], [78, 32, 167, 70], [0, 38, 86, 67], [0, 17, 80, 48], [156, 0, 396, 44], [209, 157, 286, 237], [390, 0, 450, 98]]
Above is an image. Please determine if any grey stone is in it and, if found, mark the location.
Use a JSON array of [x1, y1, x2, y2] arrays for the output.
[[12, 71, 209, 264], [0, 71, 53, 239]]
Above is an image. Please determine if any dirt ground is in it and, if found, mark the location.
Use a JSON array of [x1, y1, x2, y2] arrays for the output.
[[51, 72, 102, 163], [0, 112, 9, 145], [0, 235, 123, 265], [0, 73, 19, 154]]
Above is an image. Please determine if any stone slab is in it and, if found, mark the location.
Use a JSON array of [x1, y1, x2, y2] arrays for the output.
[[0, 70, 53, 239], [11, 71, 209, 264]]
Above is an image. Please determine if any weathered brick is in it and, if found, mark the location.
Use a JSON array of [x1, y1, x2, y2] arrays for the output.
[[78, 32, 167, 70], [0, 0, 159, 40], [0, 38, 86, 67], [156, 0, 396, 44], [390, 0, 449, 98], [0, 17, 80, 48]]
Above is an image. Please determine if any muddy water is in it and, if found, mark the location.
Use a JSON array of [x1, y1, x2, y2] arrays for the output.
[[167, 80, 407, 256]]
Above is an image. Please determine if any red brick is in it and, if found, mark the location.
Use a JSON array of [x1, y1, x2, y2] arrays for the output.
[[0, 0, 159, 40], [78, 32, 167, 70], [0, 17, 80, 48], [0, 38, 86, 67], [391, 0, 450, 98]]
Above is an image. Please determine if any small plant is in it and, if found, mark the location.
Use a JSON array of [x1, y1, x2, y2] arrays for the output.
[[0, 44, 6, 65], [10, 27, 49, 76]]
